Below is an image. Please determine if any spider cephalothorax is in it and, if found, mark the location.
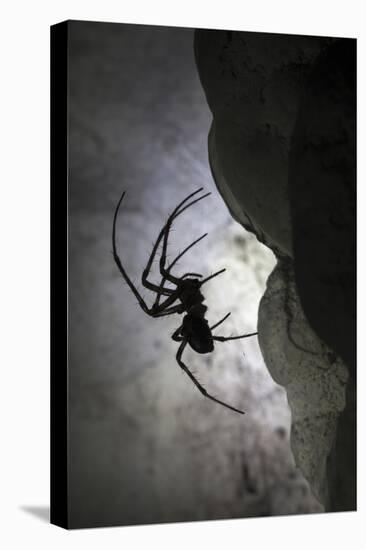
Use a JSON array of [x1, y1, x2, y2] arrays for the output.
[[112, 188, 258, 414]]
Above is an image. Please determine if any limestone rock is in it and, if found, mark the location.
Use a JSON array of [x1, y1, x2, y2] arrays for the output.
[[258, 260, 348, 506], [195, 28, 356, 511]]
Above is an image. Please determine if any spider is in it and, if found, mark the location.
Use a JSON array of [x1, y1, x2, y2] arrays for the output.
[[112, 187, 258, 414]]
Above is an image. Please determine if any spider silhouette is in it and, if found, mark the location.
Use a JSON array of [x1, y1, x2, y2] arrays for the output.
[[112, 188, 258, 414]]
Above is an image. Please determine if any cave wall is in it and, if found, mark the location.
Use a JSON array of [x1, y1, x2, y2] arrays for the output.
[[194, 28, 356, 511]]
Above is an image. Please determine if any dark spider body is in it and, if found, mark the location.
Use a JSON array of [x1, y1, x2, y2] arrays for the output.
[[170, 278, 214, 354], [177, 277, 204, 310], [181, 311, 214, 354], [112, 188, 258, 414]]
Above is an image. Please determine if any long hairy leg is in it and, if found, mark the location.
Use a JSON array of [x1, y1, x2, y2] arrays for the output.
[[151, 305, 183, 318], [199, 268, 226, 286], [168, 233, 208, 273], [142, 188, 209, 291], [176, 341, 245, 415], [210, 314, 258, 340], [113, 188, 216, 315], [210, 312, 231, 331], [171, 326, 184, 341], [112, 192, 152, 314], [213, 331, 258, 342], [159, 191, 211, 285], [113, 192, 186, 315], [153, 233, 207, 308]]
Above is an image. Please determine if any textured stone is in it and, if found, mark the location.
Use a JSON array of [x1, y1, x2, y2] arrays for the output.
[[195, 28, 356, 511], [258, 260, 348, 506], [194, 29, 334, 257]]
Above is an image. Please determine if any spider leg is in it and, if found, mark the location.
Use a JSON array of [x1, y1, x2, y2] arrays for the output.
[[151, 304, 183, 318], [114, 188, 211, 314], [149, 289, 185, 314], [112, 192, 152, 315], [172, 325, 184, 341], [141, 278, 173, 296], [213, 331, 258, 342], [159, 192, 211, 285], [153, 233, 207, 308], [167, 233, 207, 274], [153, 277, 175, 309], [113, 192, 185, 316], [142, 188, 209, 291], [176, 341, 245, 414], [210, 312, 231, 331], [199, 268, 226, 287]]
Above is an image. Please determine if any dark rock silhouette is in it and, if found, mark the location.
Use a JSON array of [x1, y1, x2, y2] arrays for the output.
[[195, 29, 356, 512], [289, 39, 356, 511]]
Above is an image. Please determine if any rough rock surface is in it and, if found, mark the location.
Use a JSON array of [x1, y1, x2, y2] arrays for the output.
[[194, 30, 335, 257], [195, 29, 356, 511], [258, 260, 348, 506]]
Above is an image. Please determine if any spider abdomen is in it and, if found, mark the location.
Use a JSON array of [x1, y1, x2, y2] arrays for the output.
[[182, 313, 214, 354]]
